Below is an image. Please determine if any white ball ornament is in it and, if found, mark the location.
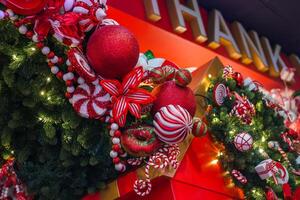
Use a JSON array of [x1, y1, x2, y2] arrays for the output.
[[51, 66, 59, 74], [67, 86, 75, 93], [115, 163, 126, 172], [112, 137, 120, 144], [32, 34, 39, 42], [109, 130, 115, 137], [77, 77, 85, 84], [0, 11, 5, 20], [234, 132, 253, 152], [63, 0, 75, 12], [50, 56, 59, 64], [18, 25, 27, 34], [111, 123, 119, 131], [41, 47, 50, 55], [109, 150, 118, 158]]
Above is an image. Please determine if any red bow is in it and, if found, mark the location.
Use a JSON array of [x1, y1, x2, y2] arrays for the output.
[[17, 0, 83, 45], [101, 67, 155, 127]]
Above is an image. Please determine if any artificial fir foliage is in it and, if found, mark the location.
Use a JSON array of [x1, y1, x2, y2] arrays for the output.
[[0, 19, 118, 199], [206, 68, 299, 199]]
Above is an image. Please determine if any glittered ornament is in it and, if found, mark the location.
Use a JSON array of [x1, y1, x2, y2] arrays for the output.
[[71, 83, 110, 119], [233, 132, 253, 152], [151, 81, 196, 117], [153, 104, 193, 144], [121, 125, 161, 157], [233, 72, 244, 86], [192, 118, 207, 137], [175, 69, 192, 87], [86, 25, 139, 79]]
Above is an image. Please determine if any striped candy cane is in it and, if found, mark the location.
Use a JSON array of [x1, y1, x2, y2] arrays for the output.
[[231, 169, 247, 184]]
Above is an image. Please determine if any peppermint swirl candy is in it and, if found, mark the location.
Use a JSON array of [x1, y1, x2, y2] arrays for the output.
[[153, 105, 192, 144], [71, 83, 110, 119]]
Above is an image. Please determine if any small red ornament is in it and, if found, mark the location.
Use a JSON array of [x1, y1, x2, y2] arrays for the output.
[[87, 25, 140, 79], [233, 72, 244, 86], [151, 81, 196, 117], [233, 132, 253, 152], [175, 69, 192, 87], [213, 83, 228, 106], [0, 0, 49, 15], [192, 118, 207, 137], [121, 125, 161, 157], [71, 83, 111, 119], [153, 105, 193, 144]]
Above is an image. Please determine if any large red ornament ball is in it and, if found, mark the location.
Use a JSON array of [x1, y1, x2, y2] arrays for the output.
[[233, 132, 253, 152], [86, 25, 140, 79], [151, 81, 196, 117]]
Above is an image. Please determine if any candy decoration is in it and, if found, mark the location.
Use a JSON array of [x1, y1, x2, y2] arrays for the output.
[[63, 0, 75, 12], [71, 83, 110, 119], [128, 144, 180, 196], [175, 69, 192, 87], [73, 0, 107, 32], [100, 67, 154, 126], [136, 52, 179, 79], [213, 83, 228, 106], [67, 48, 97, 83], [243, 77, 262, 91], [0, 159, 30, 200], [121, 125, 161, 157], [153, 105, 193, 144], [233, 132, 253, 152], [192, 118, 207, 137], [87, 25, 139, 79], [268, 141, 300, 177], [222, 65, 234, 79], [230, 93, 255, 124], [280, 67, 296, 82], [231, 169, 247, 184]]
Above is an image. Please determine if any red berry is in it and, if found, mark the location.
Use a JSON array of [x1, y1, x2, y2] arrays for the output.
[[66, 80, 73, 86], [36, 42, 44, 49], [14, 21, 21, 27], [113, 157, 120, 164], [58, 57, 64, 65], [109, 118, 114, 123], [56, 72, 63, 79], [26, 31, 33, 38], [47, 52, 55, 59], [114, 130, 121, 137], [112, 144, 120, 152], [67, 66, 74, 72], [65, 92, 72, 99]]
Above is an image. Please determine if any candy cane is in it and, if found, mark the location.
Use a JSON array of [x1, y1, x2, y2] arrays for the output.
[[231, 169, 247, 184], [132, 144, 180, 196], [281, 132, 295, 151]]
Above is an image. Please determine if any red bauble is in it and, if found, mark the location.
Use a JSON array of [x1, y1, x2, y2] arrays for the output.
[[86, 25, 140, 79], [0, 0, 49, 15], [233, 72, 244, 86], [151, 81, 196, 116]]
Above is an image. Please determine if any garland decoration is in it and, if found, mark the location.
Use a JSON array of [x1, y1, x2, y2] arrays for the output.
[[0, 1, 206, 198], [206, 66, 300, 199]]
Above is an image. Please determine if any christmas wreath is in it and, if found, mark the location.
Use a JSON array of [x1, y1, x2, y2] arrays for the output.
[[206, 66, 300, 199]]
